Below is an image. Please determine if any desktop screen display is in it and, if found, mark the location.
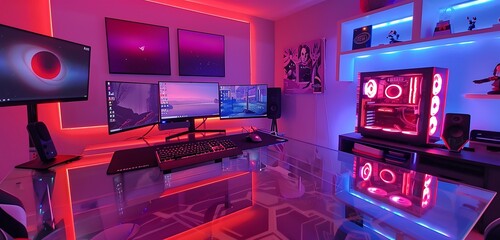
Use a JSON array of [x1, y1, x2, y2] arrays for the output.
[[106, 81, 159, 134], [159, 81, 220, 121], [105, 18, 171, 75], [0, 24, 91, 107], [177, 29, 225, 77], [219, 84, 268, 119]]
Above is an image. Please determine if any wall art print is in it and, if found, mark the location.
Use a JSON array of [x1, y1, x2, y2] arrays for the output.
[[178, 29, 225, 77], [283, 39, 324, 94]]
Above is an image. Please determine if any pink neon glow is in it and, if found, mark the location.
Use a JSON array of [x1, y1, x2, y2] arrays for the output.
[[364, 126, 382, 130], [412, 76, 419, 104], [382, 128, 401, 133], [389, 195, 412, 207], [367, 187, 388, 197], [364, 79, 377, 98], [430, 95, 440, 116], [432, 74, 442, 95], [379, 169, 396, 184], [360, 162, 373, 181], [428, 116, 438, 135], [402, 131, 418, 135], [409, 77, 414, 104], [384, 84, 402, 99], [421, 174, 433, 208]]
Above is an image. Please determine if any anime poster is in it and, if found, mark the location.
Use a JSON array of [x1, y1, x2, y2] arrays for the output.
[[283, 39, 324, 94]]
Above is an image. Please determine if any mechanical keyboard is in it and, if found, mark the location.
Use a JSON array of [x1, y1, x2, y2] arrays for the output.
[[155, 137, 243, 171]]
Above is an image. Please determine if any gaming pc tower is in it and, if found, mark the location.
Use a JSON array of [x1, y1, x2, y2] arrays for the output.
[[357, 67, 448, 145]]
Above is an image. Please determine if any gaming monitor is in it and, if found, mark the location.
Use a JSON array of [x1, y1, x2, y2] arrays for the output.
[[0, 23, 91, 107], [219, 84, 268, 119], [105, 18, 171, 75], [106, 81, 159, 134], [159, 81, 220, 122], [177, 29, 225, 77]]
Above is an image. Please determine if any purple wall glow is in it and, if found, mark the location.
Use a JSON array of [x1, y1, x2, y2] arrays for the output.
[[178, 29, 225, 77]]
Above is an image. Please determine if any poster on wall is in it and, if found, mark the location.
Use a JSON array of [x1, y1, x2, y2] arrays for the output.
[[283, 39, 324, 94], [178, 29, 225, 77]]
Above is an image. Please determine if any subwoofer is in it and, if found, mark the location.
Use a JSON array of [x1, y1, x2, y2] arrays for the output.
[[27, 122, 57, 162], [267, 87, 281, 119], [441, 113, 471, 152]]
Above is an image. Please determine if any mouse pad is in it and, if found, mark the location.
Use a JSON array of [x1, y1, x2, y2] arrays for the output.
[[226, 132, 287, 151]]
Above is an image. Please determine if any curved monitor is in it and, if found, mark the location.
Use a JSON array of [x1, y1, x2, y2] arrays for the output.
[[219, 84, 267, 119], [0, 24, 91, 107], [106, 81, 159, 134], [159, 81, 220, 122]]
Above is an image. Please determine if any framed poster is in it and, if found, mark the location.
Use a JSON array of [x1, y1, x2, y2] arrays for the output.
[[178, 29, 225, 77], [105, 18, 171, 75], [283, 39, 324, 94]]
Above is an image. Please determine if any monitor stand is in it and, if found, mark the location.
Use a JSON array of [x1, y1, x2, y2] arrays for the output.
[[165, 119, 225, 142]]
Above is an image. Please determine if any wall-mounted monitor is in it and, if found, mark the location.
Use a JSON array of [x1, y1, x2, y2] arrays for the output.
[[219, 84, 267, 119], [106, 81, 159, 134], [105, 18, 171, 75], [0, 23, 91, 107], [177, 29, 225, 77]]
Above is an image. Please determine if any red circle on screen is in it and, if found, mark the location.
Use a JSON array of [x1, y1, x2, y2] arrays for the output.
[[31, 51, 61, 79]]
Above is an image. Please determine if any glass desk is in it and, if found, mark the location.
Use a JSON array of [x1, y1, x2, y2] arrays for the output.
[[1, 133, 496, 240]]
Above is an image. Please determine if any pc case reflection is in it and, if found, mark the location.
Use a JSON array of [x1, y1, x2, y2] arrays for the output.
[[353, 157, 437, 216], [358, 67, 448, 145]]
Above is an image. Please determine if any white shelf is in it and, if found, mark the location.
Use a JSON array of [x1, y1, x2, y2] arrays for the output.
[[464, 93, 500, 99]]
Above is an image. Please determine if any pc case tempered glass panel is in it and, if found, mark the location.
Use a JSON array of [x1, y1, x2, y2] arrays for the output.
[[358, 67, 448, 145]]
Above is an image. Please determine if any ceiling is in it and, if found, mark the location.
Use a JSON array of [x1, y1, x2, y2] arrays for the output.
[[183, 0, 327, 20]]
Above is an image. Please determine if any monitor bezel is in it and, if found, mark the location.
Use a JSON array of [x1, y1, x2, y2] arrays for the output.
[[218, 84, 268, 120], [158, 81, 221, 122], [105, 80, 159, 135], [0, 23, 91, 107]]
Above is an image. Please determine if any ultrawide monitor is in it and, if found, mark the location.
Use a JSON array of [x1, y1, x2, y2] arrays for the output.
[[219, 84, 268, 119], [0, 24, 91, 107], [158, 81, 220, 122], [106, 81, 159, 134]]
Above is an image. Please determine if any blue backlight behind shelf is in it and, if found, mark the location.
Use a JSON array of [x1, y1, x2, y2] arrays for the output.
[[372, 16, 413, 29], [450, 0, 492, 10]]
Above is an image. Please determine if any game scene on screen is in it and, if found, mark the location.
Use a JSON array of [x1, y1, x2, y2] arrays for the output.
[[219, 84, 267, 119], [159, 82, 219, 120], [106, 81, 159, 134]]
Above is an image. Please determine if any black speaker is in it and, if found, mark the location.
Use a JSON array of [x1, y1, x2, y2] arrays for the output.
[[441, 113, 471, 152], [267, 87, 281, 119], [27, 122, 57, 162]]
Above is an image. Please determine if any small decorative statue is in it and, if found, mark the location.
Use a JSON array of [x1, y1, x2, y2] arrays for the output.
[[467, 16, 476, 30], [387, 30, 401, 44], [473, 63, 500, 95]]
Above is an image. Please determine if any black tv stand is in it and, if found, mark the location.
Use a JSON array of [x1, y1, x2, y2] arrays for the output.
[[165, 119, 225, 142]]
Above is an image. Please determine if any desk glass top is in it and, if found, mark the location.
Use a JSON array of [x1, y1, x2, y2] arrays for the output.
[[0, 132, 496, 240]]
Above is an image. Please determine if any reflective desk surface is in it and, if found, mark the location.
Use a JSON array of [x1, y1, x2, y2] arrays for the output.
[[1, 132, 496, 240]]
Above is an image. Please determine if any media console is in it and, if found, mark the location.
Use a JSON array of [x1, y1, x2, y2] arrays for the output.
[[339, 132, 500, 232]]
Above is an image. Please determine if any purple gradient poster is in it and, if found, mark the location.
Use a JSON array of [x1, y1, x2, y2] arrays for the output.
[[177, 29, 225, 77], [105, 18, 171, 75]]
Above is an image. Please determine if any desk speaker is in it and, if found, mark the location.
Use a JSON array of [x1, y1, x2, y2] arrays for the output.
[[27, 122, 57, 162], [442, 113, 470, 152], [267, 87, 281, 119]]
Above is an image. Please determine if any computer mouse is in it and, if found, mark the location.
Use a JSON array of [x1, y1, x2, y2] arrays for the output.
[[246, 133, 262, 143]]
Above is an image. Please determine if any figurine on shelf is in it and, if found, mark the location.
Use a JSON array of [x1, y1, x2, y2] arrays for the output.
[[467, 16, 476, 31], [387, 30, 401, 44], [473, 63, 500, 95]]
